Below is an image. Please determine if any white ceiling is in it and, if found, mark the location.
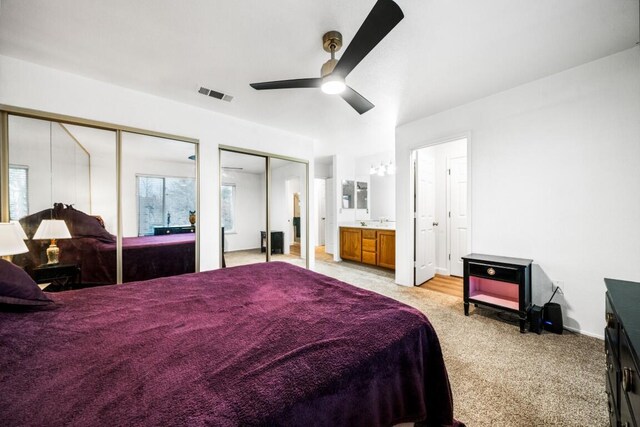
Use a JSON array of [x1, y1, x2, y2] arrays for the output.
[[0, 0, 638, 158]]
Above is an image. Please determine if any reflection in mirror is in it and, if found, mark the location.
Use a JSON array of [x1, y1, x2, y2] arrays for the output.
[[219, 150, 267, 267], [270, 158, 307, 267], [8, 116, 118, 289], [356, 181, 368, 210], [121, 132, 197, 282], [341, 180, 354, 209]]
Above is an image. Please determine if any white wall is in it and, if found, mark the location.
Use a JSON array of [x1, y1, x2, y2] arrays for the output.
[[222, 170, 265, 251], [396, 47, 640, 338], [314, 161, 332, 179], [0, 54, 316, 270]]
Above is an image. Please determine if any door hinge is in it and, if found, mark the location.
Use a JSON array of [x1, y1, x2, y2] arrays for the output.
[[449, 254, 451, 260], [448, 168, 451, 175], [448, 211, 451, 218]]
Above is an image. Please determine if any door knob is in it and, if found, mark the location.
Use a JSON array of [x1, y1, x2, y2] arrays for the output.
[[432, 222, 439, 226]]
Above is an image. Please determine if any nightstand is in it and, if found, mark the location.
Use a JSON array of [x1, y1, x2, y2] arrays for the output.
[[33, 263, 81, 291]]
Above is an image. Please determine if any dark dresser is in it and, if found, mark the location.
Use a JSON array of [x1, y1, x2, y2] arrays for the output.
[[605, 278, 640, 427], [153, 225, 195, 235], [462, 253, 532, 333]]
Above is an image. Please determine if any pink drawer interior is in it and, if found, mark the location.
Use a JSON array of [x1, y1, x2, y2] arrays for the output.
[[469, 276, 519, 310]]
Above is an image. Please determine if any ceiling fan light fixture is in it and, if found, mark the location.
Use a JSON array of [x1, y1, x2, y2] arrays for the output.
[[321, 75, 346, 95]]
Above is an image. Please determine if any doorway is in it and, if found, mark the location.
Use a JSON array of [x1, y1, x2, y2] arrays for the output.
[[413, 137, 469, 290]]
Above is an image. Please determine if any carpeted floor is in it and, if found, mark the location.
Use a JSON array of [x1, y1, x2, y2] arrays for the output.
[[313, 260, 607, 427], [223, 251, 607, 426]]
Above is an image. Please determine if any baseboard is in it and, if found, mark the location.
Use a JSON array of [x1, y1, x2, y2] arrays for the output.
[[435, 267, 449, 276], [564, 325, 604, 340]]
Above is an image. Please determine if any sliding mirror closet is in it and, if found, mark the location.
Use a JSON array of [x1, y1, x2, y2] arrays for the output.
[[219, 147, 309, 269], [1, 109, 199, 289]]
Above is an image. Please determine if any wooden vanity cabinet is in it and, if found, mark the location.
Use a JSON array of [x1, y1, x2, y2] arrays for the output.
[[362, 229, 377, 266], [340, 227, 395, 270], [377, 230, 396, 269], [340, 228, 362, 262]]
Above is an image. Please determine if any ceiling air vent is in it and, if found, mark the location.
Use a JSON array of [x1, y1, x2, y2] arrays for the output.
[[198, 86, 233, 102]]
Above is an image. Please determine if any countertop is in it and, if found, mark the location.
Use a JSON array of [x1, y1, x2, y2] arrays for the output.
[[339, 222, 396, 231]]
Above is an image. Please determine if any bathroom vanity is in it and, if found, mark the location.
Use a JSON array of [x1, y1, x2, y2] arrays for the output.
[[339, 225, 395, 270]]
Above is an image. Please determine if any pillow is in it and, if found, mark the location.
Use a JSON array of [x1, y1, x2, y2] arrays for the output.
[[54, 204, 116, 243], [0, 259, 53, 306]]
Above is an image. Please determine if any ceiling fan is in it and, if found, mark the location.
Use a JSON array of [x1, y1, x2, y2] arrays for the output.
[[249, 0, 404, 115]]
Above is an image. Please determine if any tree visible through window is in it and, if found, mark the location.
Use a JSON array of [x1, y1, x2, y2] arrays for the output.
[[137, 175, 195, 236], [9, 165, 28, 221], [221, 184, 235, 233]]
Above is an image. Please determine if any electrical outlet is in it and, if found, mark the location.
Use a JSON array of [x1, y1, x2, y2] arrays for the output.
[[552, 280, 564, 294]]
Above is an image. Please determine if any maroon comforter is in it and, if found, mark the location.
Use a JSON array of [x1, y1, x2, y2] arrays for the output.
[[0, 262, 461, 426], [59, 233, 195, 284]]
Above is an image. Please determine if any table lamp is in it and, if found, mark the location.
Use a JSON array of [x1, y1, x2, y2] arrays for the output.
[[33, 219, 72, 265], [10, 221, 28, 240], [0, 222, 29, 262]]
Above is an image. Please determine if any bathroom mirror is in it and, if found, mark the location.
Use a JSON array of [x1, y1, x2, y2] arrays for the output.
[[341, 180, 354, 209], [356, 181, 368, 210]]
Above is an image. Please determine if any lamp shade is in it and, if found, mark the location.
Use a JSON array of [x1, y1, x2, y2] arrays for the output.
[[10, 221, 28, 240], [33, 220, 72, 240], [0, 223, 29, 257]]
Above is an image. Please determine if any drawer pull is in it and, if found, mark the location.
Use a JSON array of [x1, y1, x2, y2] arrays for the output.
[[623, 367, 634, 392], [487, 267, 496, 276], [606, 312, 616, 328]]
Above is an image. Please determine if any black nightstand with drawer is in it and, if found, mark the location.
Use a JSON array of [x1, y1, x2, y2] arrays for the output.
[[462, 253, 533, 333], [33, 263, 81, 292], [605, 278, 640, 427]]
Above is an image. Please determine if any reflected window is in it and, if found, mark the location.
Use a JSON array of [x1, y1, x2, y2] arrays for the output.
[[137, 175, 196, 236], [221, 184, 236, 233], [9, 165, 28, 220]]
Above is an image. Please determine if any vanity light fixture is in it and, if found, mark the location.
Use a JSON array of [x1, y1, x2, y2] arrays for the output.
[[386, 161, 396, 175]]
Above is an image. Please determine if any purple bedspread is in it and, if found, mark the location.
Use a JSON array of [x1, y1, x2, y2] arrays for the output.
[[0, 262, 461, 426], [63, 233, 195, 284]]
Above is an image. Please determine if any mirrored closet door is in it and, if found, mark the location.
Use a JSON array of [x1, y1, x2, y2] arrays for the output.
[[120, 132, 197, 283], [219, 149, 267, 267], [7, 115, 118, 288], [270, 158, 307, 266]]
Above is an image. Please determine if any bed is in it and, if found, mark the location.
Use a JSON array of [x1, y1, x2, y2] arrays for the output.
[[15, 203, 195, 285], [0, 262, 463, 426]]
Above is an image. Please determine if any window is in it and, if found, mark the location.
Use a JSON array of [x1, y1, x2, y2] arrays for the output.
[[221, 184, 236, 233], [9, 165, 28, 221], [137, 175, 196, 236]]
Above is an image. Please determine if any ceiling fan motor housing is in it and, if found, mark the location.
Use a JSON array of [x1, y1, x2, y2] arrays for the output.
[[322, 31, 343, 53]]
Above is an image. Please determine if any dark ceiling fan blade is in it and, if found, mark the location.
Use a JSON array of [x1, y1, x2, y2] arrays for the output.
[[250, 78, 322, 90], [332, 0, 404, 78], [340, 86, 375, 114]]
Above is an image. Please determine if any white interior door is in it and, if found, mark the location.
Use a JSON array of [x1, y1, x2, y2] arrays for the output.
[[449, 156, 468, 277], [325, 178, 335, 254], [415, 149, 436, 285], [315, 178, 326, 246]]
